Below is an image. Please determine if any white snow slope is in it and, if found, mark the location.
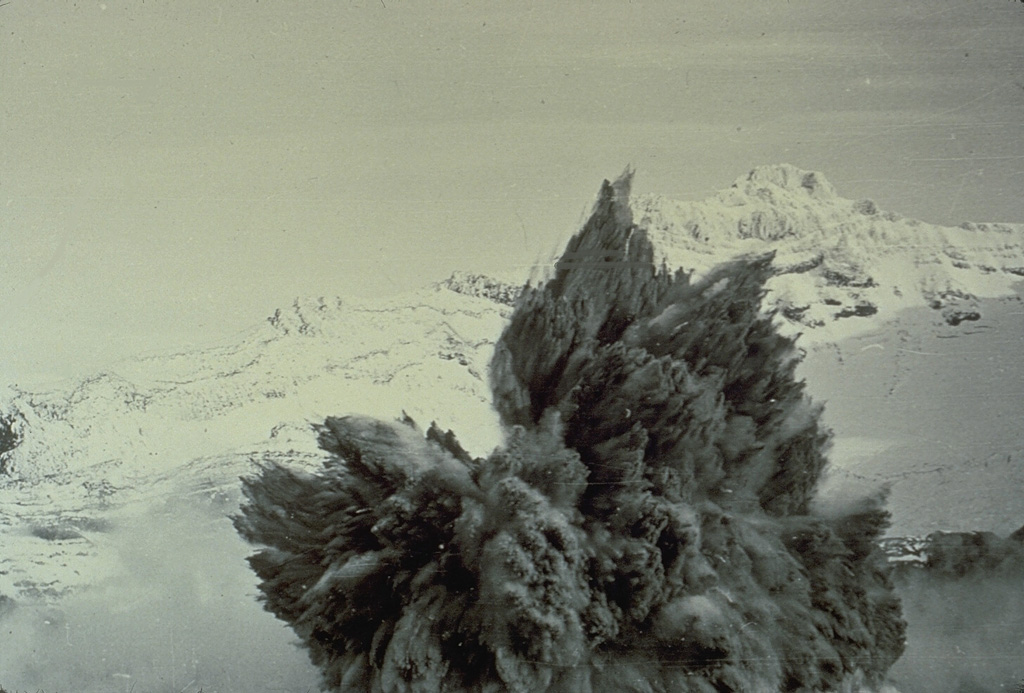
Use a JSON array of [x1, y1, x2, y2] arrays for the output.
[[634, 164, 1024, 344], [1, 164, 1022, 692]]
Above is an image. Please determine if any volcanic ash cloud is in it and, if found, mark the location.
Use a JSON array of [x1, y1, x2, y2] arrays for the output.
[[235, 172, 906, 692]]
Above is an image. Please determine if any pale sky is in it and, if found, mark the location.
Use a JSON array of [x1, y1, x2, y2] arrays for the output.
[[1, 1, 1022, 386]]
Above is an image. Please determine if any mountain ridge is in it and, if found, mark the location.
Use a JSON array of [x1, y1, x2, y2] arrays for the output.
[[632, 163, 1024, 344]]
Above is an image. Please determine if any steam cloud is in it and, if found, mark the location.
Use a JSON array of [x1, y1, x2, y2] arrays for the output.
[[888, 528, 1024, 693], [235, 173, 906, 691], [0, 495, 320, 693]]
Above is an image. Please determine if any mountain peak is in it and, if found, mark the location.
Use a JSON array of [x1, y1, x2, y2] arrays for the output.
[[597, 165, 636, 228], [627, 165, 1024, 343], [735, 163, 837, 200]]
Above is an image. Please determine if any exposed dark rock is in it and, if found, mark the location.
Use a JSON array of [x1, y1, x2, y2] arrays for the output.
[[823, 268, 878, 288], [944, 310, 982, 326], [835, 303, 879, 319], [438, 271, 522, 306]]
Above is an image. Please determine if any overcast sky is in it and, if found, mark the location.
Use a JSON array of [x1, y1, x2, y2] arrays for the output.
[[1, 1, 1022, 386]]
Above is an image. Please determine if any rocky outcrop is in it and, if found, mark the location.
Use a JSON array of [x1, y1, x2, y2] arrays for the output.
[[436, 271, 522, 306]]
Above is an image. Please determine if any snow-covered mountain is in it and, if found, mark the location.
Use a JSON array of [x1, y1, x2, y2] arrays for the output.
[[1, 289, 511, 483], [634, 164, 1024, 341], [1, 164, 1022, 692]]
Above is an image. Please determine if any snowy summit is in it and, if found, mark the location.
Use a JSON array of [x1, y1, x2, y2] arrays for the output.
[[629, 164, 1024, 341]]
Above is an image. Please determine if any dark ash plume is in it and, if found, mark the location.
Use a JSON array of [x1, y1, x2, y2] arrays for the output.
[[236, 172, 905, 691]]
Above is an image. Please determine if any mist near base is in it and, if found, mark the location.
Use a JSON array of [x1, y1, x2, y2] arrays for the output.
[[0, 494, 320, 693], [887, 529, 1024, 693], [236, 173, 905, 691]]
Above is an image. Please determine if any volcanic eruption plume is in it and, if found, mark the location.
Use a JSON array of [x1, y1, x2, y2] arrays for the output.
[[234, 172, 905, 692]]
